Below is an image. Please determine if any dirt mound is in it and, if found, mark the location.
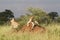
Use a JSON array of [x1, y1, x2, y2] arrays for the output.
[[21, 25, 32, 32], [20, 23, 46, 33], [31, 25, 46, 33]]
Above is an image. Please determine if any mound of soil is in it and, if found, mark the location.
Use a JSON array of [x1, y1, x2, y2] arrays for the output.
[[20, 23, 46, 33], [31, 25, 46, 33], [20, 25, 32, 32]]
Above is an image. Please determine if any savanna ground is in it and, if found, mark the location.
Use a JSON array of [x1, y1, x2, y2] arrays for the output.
[[0, 23, 60, 40]]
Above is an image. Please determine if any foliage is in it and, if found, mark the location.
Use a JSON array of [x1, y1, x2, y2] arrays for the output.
[[0, 9, 14, 25], [0, 23, 60, 40], [18, 14, 31, 26], [48, 12, 58, 20], [0, 7, 60, 26], [17, 7, 60, 26], [0, 7, 60, 40], [28, 7, 47, 19], [18, 7, 48, 26]]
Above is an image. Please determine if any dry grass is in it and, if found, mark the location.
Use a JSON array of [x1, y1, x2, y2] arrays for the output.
[[0, 23, 60, 40]]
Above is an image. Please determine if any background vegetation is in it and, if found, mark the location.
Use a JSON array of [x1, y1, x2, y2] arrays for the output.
[[0, 7, 60, 40]]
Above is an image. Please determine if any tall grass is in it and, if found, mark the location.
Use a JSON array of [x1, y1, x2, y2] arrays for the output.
[[0, 23, 60, 40]]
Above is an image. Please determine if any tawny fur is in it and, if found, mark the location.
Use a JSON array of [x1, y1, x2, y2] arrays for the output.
[[27, 16, 40, 29], [10, 18, 20, 32]]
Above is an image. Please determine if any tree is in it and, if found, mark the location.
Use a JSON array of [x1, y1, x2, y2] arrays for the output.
[[0, 9, 14, 25], [17, 7, 48, 26], [48, 12, 58, 20], [28, 7, 47, 24], [28, 7, 46, 17]]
